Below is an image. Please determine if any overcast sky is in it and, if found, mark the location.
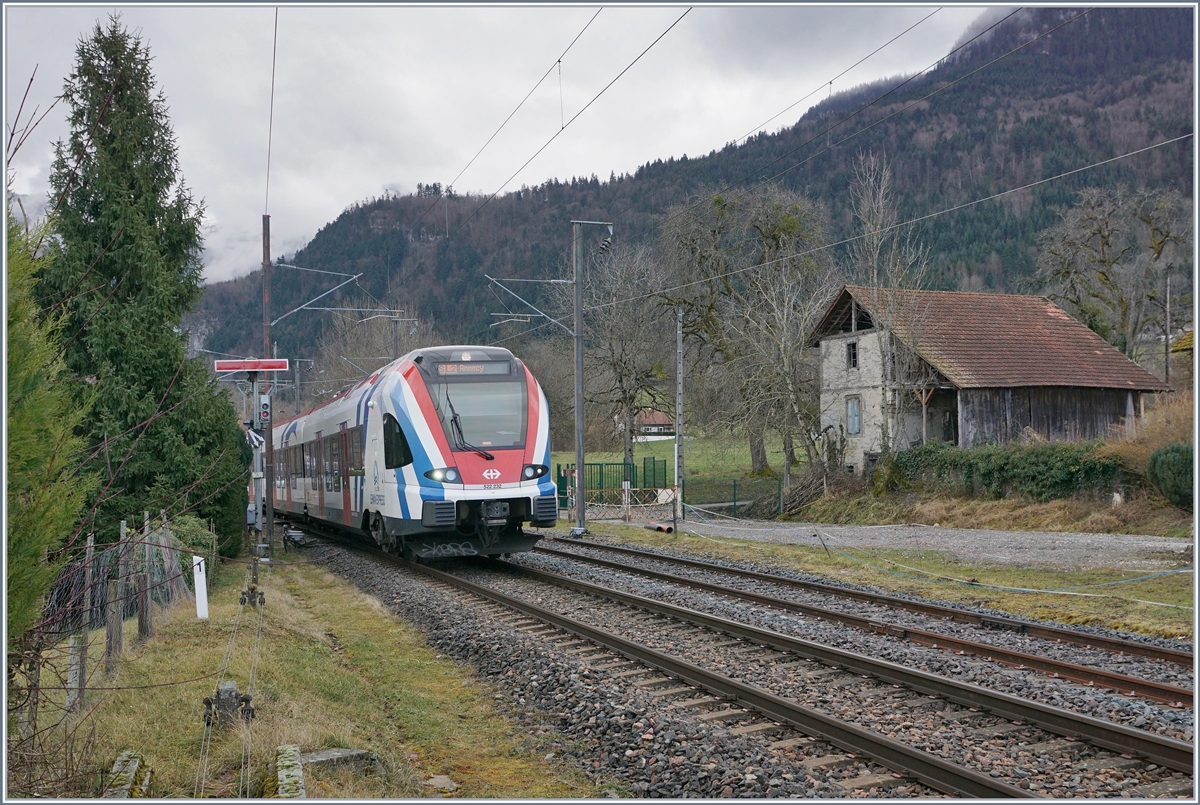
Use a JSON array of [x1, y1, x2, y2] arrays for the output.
[[5, 4, 991, 284]]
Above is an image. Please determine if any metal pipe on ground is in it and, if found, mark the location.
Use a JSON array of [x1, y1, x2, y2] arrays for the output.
[[645, 522, 674, 533]]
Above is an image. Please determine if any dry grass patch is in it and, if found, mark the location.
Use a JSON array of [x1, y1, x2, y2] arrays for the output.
[[799, 487, 1192, 537], [576, 524, 1192, 640], [78, 559, 598, 798]]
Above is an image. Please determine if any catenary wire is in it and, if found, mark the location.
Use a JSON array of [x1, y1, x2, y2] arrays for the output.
[[401, 8, 604, 237], [472, 8, 1030, 345], [599, 5, 953, 235], [264, 8, 279, 214], [608, 6, 1034, 252], [390, 8, 693, 336]]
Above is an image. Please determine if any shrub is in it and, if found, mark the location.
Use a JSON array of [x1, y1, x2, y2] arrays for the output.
[[1096, 391, 1193, 475], [895, 440, 1123, 502], [1147, 443, 1193, 510]]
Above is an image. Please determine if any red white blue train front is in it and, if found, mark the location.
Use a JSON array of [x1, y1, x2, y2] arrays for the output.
[[271, 345, 557, 559]]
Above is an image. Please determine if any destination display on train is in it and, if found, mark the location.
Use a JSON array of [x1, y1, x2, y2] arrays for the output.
[[436, 361, 511, 376]]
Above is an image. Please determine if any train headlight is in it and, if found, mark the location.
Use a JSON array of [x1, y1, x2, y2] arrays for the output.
[[424, 467, 461, 483], [521, 464, 549, 480]]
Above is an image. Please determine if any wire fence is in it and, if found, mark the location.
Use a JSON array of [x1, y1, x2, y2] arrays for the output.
[[8, 515, 220, 797]]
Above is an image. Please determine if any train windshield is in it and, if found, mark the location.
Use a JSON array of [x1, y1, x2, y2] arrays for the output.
[[426, 373, 528, 450]]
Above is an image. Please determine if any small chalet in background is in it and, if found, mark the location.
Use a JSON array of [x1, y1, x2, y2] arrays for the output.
[[634, 408, 675, 437], [809, 286, 1170, 476]]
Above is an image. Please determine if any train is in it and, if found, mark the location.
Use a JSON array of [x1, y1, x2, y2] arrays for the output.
[[270, 345, 558, 559]]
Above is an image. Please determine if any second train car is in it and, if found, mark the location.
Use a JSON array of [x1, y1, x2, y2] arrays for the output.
[[271, 345, 558, 559]]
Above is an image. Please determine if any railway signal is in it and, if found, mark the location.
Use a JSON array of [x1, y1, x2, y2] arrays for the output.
[[258, 394, 271, 425]]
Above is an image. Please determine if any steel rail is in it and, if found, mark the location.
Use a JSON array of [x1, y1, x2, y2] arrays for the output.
[[546, 536, 1194, 666], [536, 544, 1193, 707], [382, 554, 1031, 797], [495, 558, 1194, 773]]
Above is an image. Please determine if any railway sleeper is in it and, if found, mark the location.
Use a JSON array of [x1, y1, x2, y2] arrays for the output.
[[694, 707, 748, 723], [729, 721, 785, 737], [1026, 738, 1086, 758], [799, 753, 858, 772], [1135, 776, 1193, 797], [842, 771, 911, 794]]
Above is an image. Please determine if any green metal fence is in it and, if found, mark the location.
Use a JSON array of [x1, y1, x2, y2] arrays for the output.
[[556, 459, 670, 505]]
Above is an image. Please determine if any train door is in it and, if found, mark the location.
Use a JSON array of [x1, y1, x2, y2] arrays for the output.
[[339, 428, 351, 525], [314, 434, 325, 518], [347, 425, 363, 525]]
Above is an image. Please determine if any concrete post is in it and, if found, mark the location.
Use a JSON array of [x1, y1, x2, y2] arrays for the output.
[[118, 521, 130, 622], [84, 533, 95, 630], [105, 579, 121, 676], [136, 573, 152, 641], [67, 632, 86, 713]]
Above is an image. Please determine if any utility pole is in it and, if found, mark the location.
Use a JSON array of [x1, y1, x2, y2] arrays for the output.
[[569, 220, 612, 535], [1164, 270, 1171, 387], [674, 305, 684, 530], [572, 222, 586, 534], [262, 214, 274, 558]]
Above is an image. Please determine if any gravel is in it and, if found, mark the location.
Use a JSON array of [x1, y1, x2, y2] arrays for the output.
[[306, 541, 853, 797], [663, 518, 1193, 571], [306, 537, 1193, 798]]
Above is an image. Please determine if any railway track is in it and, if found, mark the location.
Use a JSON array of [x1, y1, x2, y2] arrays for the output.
[[307, 530, 1193, 798], [544, 536, 1194, 667], [534, 540, 1193, 707]]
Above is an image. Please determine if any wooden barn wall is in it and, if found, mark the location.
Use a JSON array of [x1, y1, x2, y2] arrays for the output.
[[959, 387, 1134, 446]]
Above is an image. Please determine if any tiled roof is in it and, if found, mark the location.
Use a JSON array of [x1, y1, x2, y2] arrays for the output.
[[816, 286, 1170, 391], [1171, 330, 1193, 353]]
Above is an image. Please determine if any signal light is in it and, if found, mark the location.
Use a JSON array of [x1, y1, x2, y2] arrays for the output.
[[258, 394, 271, 424]]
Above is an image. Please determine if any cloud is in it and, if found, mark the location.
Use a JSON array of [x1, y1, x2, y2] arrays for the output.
[[5, 5, 988, 284]]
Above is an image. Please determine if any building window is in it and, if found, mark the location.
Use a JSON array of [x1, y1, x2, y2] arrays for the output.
[[846, 396, 861, 435], [846, 341, 858, 369]]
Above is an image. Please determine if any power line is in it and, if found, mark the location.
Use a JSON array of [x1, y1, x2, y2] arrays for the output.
[[582, 133, 1193, 313], [469, 7, 1028, 345], [611, 7, 1032, 250], [401, 8, 604, 238], [264, 8, 279, 214], [608, 6, 950, 228], [387, 8, 691, 312]]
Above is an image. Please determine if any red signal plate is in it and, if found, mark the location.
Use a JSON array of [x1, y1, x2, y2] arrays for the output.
[[214, 359, 290, 372]]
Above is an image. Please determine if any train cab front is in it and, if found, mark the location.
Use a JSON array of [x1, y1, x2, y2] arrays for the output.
[[403, 347, 556, 560]]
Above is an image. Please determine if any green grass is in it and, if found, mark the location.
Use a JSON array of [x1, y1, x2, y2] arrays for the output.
[[38, 561, 602, 798]]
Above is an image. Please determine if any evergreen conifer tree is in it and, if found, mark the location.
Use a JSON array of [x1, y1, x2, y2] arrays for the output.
[[7, 207, 98, 648], [41, 15, 248, 547]]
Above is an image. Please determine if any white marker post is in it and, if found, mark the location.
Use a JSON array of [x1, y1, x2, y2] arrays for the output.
[[193, 556, 209, 620]]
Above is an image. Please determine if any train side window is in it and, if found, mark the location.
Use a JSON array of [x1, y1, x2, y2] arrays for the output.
[[348, 425, 364, 475], [325, 436, 335, 493], [312, 441, 321, 491], [332, 435, 342, 493], [383, 414, 413, 469]]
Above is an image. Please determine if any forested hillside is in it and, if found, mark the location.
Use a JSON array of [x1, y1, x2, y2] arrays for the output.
[[189, 6, 1193, 361]]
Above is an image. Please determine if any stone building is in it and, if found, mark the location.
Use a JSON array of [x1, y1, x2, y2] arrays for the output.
[[808, 286, 1171, 476]]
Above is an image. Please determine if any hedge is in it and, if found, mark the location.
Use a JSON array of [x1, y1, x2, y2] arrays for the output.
[[894, 440, 1124, 502], [1146, 443, 1193, 510]]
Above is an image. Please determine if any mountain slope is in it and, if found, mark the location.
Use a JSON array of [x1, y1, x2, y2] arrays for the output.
[[188, 6, 1193, 360]]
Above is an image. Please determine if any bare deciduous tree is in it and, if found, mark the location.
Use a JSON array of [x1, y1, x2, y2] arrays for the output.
[[307, 302, 442, 405], [849, 152, 936, 457], [578, 243, 673, 466], [1037, 186, 1192, 360], [661, 183, 842, 478]]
